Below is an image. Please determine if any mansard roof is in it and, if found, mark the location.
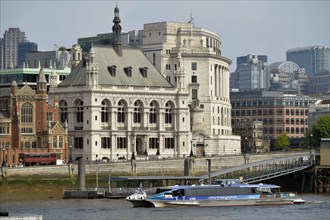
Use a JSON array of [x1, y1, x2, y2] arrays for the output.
[[58, 45, 173, 88]]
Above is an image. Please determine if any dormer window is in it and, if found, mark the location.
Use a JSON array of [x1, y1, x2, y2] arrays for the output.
[[124, 66, 132, 77], [139, 67, 148, 78], [107, 65, 116, 76]]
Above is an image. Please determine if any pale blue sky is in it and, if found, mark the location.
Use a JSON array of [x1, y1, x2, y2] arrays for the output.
[[1, 0, 329, 71]]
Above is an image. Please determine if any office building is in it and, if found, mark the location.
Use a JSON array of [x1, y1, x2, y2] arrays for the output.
[[308, 70, 330, 95], [0, 67, 71, 90], [232, 120, 266, 153], [17, 41, 38, 68], [25, 49, 71, 69], [231, 90, 318, 149], [231, 54, 269, 91], [1, 28, 26, 69], [286, 45, 330, 77], [269, 61, 309, 95], [308, 99, 330, 128]]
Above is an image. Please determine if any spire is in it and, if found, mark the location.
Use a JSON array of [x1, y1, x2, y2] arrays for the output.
[[38, 67, 47, 83], [112, 4, 122, 56], [37, 67, 47, 93]]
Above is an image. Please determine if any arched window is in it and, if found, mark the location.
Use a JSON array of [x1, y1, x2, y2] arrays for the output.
[[75, 100, 84, 123], [101, 100, 110, 123], [165, 102, 173, 124], [21, 103, 33, 134], [133, 101, 142, 123], [149, 101, 157, 123], [59, 100, 68, 123], [21, 103, 33, 123], [117, 101, 125, 123]]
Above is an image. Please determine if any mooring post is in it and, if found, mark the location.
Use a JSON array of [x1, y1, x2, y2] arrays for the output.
[[77, 157, 86, 191], [206, 159, 211, 184]]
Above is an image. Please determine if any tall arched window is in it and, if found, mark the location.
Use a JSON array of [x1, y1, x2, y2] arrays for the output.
[[149, 101, 157, 123], [59, 100, 68, 123], [101, 100, 110, 123], [133, 101, 142, 123], [21, 103, 33, 134], [75, 100, 84, 123], [21, 103, 33, 123], [117, 101, 125, 123], [165, 102, 173, 124]]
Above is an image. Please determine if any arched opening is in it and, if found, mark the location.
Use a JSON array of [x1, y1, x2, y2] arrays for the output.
[[136, 137, 144, 156]]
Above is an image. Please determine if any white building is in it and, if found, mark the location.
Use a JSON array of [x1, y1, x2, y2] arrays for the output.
[[52, 6, 192, 161], [140, 21, 241, 156]]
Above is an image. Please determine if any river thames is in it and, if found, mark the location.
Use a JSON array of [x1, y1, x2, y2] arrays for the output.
[[1, 193, 329, 220]]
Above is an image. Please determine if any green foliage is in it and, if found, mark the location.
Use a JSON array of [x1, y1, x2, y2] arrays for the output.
[[275, 132, 290, 151], [305, 116, 330, 148], [58, 46, 67, 52]]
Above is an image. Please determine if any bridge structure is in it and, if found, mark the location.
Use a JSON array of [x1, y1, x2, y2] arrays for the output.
[[197, 153, 314, 184]]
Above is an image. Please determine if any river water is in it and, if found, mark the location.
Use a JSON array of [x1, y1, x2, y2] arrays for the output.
[[1, 194, 329, 220]]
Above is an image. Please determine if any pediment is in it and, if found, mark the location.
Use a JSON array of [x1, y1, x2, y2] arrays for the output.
[[193, 131, 211, 143], [18, 85, 35, 96], [50, 122, 66, 134]]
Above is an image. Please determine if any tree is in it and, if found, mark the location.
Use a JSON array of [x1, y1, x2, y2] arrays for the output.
[[305, 116, 330, 149], [275, 132, 290, 151]]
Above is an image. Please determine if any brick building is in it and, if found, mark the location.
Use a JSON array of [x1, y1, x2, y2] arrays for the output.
[[0, 67, 68, 166], [230, 90, 318, 149]]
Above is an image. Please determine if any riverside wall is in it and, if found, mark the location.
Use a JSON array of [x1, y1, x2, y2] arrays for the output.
[[4, 151, 308, 177]]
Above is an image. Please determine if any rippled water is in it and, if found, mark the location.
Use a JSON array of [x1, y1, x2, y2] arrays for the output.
[[1, 194, 329, 220]]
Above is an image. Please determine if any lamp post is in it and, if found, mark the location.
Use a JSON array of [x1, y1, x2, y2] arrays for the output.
[[310, 134, 313, 155], [1, 143, 5, 167], [131, 139, 136, 160], [68, 145, 73, 177], [190, 139, 194, 157], [1, 143, 7, 178], [244, 137, 247, 164], [69, 145, 73, 163]]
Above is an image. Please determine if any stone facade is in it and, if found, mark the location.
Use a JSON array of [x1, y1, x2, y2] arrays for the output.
[[140, 21, 241, 156], [53, 7, 191, 162]]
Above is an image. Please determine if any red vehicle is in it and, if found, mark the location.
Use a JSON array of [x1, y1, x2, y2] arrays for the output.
[[19, 153, 57, 166]]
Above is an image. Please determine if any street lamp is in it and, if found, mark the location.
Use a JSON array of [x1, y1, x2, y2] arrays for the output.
[[244, 137, 247, 164], [190, 140, 194, 157], [310, 134, 313, 155], [69, 145, 73, 163], [1, 143, 5, 167], [131, 140, 136, 160], [1, 143, 7, 178]]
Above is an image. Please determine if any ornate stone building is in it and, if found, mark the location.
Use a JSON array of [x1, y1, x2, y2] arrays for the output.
[[53, 6, 191, 161], [140, 21, 241, 155], [0, 67, 68, 165]]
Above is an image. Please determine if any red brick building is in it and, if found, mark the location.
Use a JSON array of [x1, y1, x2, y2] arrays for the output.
[[0, 67, 68, 166]]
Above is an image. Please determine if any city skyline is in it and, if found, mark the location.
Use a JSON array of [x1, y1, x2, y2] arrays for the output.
[[1, 0, 329, 71]]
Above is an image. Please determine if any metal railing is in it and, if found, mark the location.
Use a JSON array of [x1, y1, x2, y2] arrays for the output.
[[198, 154, 314, 183]]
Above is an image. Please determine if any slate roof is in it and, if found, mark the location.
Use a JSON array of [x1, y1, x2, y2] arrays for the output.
[[58, 45, 173, 88]]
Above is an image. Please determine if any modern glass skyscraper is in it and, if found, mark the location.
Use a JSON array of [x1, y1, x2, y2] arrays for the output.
[[232, 54, 269, 91], [18, 41, 38, 68], [286, 45, 330, 77]]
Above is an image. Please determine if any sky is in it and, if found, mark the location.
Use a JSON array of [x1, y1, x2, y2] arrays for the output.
[[1, 0, 329, 71]]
